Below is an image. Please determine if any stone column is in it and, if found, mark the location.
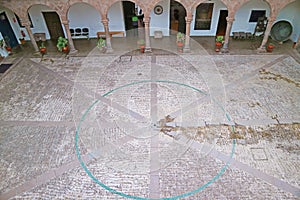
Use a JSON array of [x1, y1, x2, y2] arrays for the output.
[[144, 17, 152, 53], [62, 20, 78, 54], [101, 19, 113, 53], [183, 15, 193, 53], [23, 22, 39, 52], [257, 16, 276, 52], [221, 17, 235, 53]]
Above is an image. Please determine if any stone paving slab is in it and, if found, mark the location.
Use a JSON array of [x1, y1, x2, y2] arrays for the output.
[[0, 52, 299, 199]]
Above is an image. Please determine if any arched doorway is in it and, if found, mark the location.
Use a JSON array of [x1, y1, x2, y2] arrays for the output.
[[68, 2, 102, 39], [232, 0, 270, 36], [0, 7, 19, 48], [28, 4, 64, 40], [275, 0, 300, 43], [169, 0, 186, 34]]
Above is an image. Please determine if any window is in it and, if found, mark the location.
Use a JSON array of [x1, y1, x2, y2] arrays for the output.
[[15, 13, 33, 28], [249, 10, 266, 22], [194, 3, 214, 30]]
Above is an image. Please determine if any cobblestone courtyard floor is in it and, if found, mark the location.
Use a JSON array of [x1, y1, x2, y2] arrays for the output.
[[0, 41, 299, 199]]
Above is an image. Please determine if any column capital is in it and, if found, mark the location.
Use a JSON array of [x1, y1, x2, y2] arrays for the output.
[[143, 17, 150, 24], [20, 18, 31, 27], [61, 20, 69, 25], [185, 17, 193, 23], [226, 17, 235, 23], [101, 18, 109, 25], [267, 16, 276, 23]]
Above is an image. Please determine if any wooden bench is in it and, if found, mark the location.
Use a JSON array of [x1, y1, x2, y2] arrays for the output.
[[97, 31, 124, 39]]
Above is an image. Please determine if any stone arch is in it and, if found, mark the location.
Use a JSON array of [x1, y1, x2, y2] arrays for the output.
[[103, 0, 146, 18], [0, 4, 24, 20], [66, 0, 104, 20], [270, 0, 296, 17], [232, 0, 271, 16], [67, 2, 103, 38]]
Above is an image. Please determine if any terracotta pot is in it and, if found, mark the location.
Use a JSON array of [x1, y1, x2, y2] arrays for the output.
[[267, 45, 275, 52], [177, 42, 184, 47], [140, 45, 145, 53], [215, 42, 223, 47], [20, 39, 25, 45], [62, 46, 69, 53], [40, 47, 46, 54]]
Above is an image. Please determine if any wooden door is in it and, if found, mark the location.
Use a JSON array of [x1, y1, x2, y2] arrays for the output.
[[0, 12, 19, 48], [42, 12, 64, 40], [216, 10, 228, 36]]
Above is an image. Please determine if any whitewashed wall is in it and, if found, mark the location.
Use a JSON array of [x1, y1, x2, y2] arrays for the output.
[[68, 3, 102, 38], [28, 4, 57, 40], [108, 2, 126, 36], [276, 0, 300, 42], [190, 0, 227, 36], [231, 0, 270, 35], [150, 0, 170, 37]]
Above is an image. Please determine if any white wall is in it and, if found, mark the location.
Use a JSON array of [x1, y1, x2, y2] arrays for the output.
[[108, 2, 126, 36], [150, 0, 170, 37], [68, 3, 102, 38], [190, 1, 227, 36], [276, 0, 300, 42], [28, 4, 58, 40], [231, 0, 270, 34], [0, 7, 23, 42]]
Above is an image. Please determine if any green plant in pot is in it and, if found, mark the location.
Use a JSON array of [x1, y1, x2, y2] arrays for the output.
[[215, 36, 224, 52], [0, 39, 5, 49], [56, 36, 68, 52], [97, 37, 106, 53], [176, 32, 185, 52], [137, 39, 145, 53], [215, 36, 224, 46], [39, 41, 46, 54]]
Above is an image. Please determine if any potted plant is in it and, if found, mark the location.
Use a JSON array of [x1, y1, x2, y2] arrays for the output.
[[215, 36, 224, 52], [97, 37, 106, 53], [39, 41, 46, 54], [176, 32, 185, 52], [137, 39, 145, 53], [19, 38, 25, 45], [0, 39, 4, 49], [56, 36, 68, 53], [267, 43, 275, 52], [3, 36, 12, 52]]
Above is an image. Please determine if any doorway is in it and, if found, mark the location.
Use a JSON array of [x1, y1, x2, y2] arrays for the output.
[[122, 1, 136, 31], [0, 12, 19, 48], [42, 12, 64, 40], [216, 10, 228, 36], [170, 0, 186, 34]]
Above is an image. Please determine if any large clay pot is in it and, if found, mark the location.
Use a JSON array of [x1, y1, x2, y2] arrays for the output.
[[40, 47, 46, 54], [62, 46, 69, 53], [140, 45, 145, 53]]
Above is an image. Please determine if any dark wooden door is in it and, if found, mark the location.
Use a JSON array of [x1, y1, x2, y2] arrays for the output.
[[42, 12, 64, 40], [122, 1, 135, 31], [0, 12, 18, 48], [216, 10, 228, 36]]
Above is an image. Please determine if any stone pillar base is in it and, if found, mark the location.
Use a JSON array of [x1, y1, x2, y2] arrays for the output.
[[257, 47, 266, 53], [69, 49, 78, 55], [183, 47, 191, 53], [145, 47, 152, 53], [106, 47, 114, 54], [221, 47, 229, 53]]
